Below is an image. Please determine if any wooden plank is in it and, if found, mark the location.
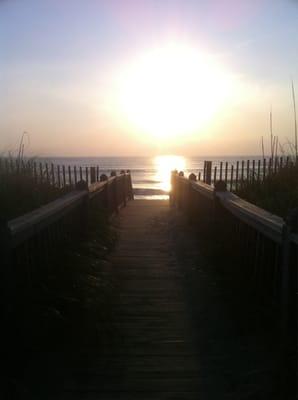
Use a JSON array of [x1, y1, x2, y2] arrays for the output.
[[190, 180, 214, 199], [102, 200, 201, 396], [88, 180, 106, 196], [235, 161, 239, 190]]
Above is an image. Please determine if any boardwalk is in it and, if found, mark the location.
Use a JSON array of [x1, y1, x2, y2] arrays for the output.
[[105, 200, 201, 398], [19, 199, 277, 399], [86, 200, 276, 399]]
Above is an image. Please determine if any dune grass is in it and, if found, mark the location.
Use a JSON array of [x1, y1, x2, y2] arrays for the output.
[[0, 169, 70, 220], [235, 163, 298, 219]]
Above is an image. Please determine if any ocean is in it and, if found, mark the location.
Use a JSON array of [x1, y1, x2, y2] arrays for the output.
[[41, 155, 263, 199]]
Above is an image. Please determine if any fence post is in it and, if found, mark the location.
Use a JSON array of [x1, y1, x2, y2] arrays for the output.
[[205, 161, 212, 185], [90, 167, 96, 184]]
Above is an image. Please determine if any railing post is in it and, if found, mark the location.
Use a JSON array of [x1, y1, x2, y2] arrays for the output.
[[178, 171, 184, 209], [100, 174, 109, 209], [279, 208, 297, 398], [188, 173, 196, 220], [126, 170, 134, 200], [170, 171, 177, 207], [90, 167, 96, 184], [0, 219, 14, 324], [110, 172, 118, 214], [120, 170, 126, 207], [205, 161, 212, 185], [124, 174, 129, 201], [213, 180, 227, 224]]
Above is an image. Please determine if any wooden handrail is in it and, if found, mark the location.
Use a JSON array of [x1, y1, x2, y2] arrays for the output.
[[172, 174, 296, 245], [216, 190, 284, 244], [7, 173, 133, 249], [88, 180, 106, 193], [8, 190, 88, 247], [190, 180, 214, 200]]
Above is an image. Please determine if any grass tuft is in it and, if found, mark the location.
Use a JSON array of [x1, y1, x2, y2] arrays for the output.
[[236, 163, 298, 218]]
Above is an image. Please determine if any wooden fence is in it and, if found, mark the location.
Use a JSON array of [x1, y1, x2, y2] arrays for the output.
[[0, 158, 125, 187], [1, 172, 133, 312], [1, 156, 296, 191], [197, 156, 297, 190]]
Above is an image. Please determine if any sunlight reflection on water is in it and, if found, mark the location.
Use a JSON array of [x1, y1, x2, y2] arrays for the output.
[[154, 155, 186, 192]]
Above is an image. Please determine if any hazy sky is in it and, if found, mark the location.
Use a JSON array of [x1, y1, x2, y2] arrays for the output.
[[1, 0, 298, 156]]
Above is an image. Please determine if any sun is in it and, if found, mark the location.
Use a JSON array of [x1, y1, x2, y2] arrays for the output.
[[117, 42, 232, 140]]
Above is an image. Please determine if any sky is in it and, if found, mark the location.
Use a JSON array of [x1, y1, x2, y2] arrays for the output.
[[0, 0, 298, 157]]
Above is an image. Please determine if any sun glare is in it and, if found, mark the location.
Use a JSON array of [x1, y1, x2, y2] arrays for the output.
[[154, 155, 186, 192], [117, 43, 232, 141]]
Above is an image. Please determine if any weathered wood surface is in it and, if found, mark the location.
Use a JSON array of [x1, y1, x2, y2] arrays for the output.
[[18, 200, 277, 399], [100, 200, 201, 397]]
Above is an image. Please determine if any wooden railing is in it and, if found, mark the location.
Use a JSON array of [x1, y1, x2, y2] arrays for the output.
[[171, 171, 297, 346], [171, 171, 297, 305], [171, 171, 297, 394], [1, 172, 133, 309]]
